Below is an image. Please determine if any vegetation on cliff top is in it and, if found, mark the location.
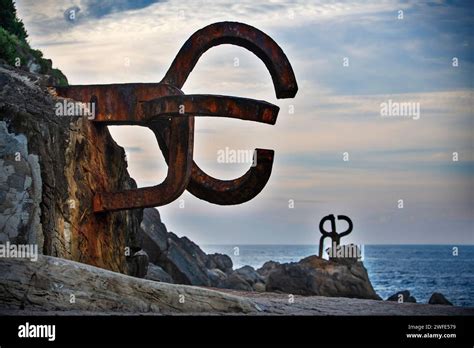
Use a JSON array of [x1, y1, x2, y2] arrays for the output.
[[0, 0, 68, 86]]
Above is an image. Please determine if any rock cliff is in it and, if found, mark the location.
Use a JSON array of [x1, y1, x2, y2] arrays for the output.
[[0, 63, 142, 274]]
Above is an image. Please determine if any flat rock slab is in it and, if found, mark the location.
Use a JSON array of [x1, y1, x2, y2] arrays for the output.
[[0, 256, 472, 316], [212, 289, 474, 316], [0, 255, 257, 315]]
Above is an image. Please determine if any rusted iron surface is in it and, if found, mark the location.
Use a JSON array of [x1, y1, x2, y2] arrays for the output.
[[142, 95, 279, 124], [187, 149, 274, 205], [162, 21, 298, 99], [56, 83, 181, 123], [55, 21, 298, 212], [93, 116, 194, 212]]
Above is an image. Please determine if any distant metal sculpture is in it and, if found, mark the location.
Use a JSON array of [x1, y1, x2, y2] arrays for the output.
[[318, 214, 353, 257], [55, 22, 298, 212]]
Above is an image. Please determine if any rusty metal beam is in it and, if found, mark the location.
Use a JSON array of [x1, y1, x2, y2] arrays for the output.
[[56, 83, 180, 123], [141, 94, 279, 124]]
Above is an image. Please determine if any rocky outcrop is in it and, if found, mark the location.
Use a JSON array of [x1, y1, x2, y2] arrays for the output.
[[257, 261, 281, 280], [264, 256, 381, 299], [139, 208, 167, 264], [218, 272, 254, 291], [145, 263, 174, 283], [0, 64, 143, 274], [0, 255, 257, 314], [233, 266, 266, 291], [141, 208, 231, 286], [128, 250, 149, 278], [140, 208, 380, 299], [140, 210, 211, 285], [207, 253, 233, 273], [429, 292, 453, 306], [387, 290, 417, 303]]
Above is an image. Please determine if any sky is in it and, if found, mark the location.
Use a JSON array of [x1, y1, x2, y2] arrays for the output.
[[15, 0, 473, 245]]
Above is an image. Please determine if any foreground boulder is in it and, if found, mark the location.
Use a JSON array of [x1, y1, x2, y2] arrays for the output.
[[264, 255, 380, 299], [0, 255, 257, 314]]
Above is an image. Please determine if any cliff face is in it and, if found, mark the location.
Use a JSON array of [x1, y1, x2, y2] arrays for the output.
[[0, 64, 142, 273]]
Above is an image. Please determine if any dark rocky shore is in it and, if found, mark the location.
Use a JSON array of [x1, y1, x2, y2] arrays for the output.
[[0, 62, 470, 316]]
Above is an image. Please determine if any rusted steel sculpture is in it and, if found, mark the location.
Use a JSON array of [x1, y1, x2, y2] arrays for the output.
[[318, 214, 353, 257], [55, 22, 298, 212]]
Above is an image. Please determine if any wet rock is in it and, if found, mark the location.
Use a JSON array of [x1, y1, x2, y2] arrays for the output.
[[219, 272, 253, 291], [429, 292, 453, 306], [160, 232, 211, 286], [387, 290, 417, 303], [235, 265, 265, 290], [257, 261, 280, 280], [207, 253, 233, 273], [145, 263, 174, 283], [253, 282, 266, 292], [128, 250, 149, 278], [207, 268, 227, 287]]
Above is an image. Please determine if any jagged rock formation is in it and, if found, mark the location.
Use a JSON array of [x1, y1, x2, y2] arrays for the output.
[[264, 256, 381, 299], [0, 63, 142, 274], [140, 207, 380, 299]]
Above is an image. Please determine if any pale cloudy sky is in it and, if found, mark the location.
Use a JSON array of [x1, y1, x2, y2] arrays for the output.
[[16, 0, 473, 245]]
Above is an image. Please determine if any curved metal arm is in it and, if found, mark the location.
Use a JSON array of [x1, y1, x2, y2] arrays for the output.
[[93, 116, 194, 212], [187, 149, 274, 205], [161, 21, 298, 99], [159, 21, 298, 205], [337, 215, 353, 237]]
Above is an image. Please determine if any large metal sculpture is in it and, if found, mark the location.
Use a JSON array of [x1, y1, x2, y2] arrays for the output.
[[56, 22, 298, 212]]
